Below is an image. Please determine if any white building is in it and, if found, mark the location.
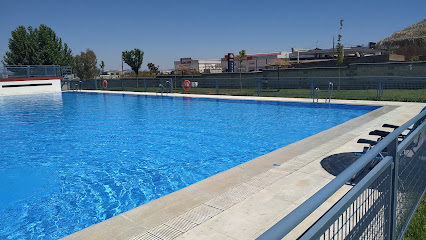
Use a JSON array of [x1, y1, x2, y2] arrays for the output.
[[289, 45, 384, 63], [174, 58, 222, 73], [221, 52, 291, 72], [97, 70, 127, 79]]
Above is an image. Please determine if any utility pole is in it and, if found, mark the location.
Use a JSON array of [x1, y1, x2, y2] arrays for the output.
[[333, 36, 335, 60]]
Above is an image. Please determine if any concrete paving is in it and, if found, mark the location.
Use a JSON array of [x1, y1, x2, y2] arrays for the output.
[[64, 91, 425, 240]]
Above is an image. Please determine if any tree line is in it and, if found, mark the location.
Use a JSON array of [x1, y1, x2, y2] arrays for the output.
[[2, 24, 159, 79]]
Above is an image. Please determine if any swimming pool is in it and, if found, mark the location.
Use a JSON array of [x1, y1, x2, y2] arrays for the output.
[[0, 92, 380, 239]]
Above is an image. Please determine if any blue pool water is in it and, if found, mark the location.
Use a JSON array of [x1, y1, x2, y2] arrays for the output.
[[0, 92, 380, 239]]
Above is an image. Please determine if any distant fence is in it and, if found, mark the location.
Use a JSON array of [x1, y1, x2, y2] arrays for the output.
[[1, 65, 62, 78], [258, 110, 426, 240], [65, 76, 426, 102]]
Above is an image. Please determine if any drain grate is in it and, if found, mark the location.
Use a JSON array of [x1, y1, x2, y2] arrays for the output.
[[148, 224, 183, 240], [130, 232, 162, 240], [246, 169, 288, 189], [163, 217, 198, 232], [178, 208, 215, 224], [205, 183, 261, 210]]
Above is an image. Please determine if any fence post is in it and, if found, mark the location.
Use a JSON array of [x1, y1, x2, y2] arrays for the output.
[[182, 78, 184, 93], [95, 79, 97, 90], [387, 137, 399, 239], [257, 79, 261, 96], [216, 80, 219, 94], [121, 78, 124, 91], [144, 79, 147, 92], [310, 78, 314, 99], [169, 78, 173, 93], [377, 78, 383, 98]]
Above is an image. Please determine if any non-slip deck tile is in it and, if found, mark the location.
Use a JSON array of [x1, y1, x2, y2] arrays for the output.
[[148, 224, 183, 240]]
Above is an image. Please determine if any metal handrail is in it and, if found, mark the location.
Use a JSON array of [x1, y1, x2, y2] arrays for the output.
[[313, 87, 320, 103], [325, 82, 333, 103], [257, 109, 426, 239], [1, 65, 63, 79]]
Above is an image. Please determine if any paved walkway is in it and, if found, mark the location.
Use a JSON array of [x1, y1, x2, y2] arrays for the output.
[[65, 91, 425, 240]]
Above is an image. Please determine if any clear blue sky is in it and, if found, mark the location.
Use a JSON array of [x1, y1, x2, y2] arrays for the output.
[[0, 0, 425, 71]]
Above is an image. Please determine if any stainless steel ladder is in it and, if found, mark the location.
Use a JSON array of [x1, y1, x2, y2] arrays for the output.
[[313, 87, 320, 103], [325, 82, 333, 103]]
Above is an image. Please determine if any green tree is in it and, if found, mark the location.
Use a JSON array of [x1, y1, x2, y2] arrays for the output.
[[74, 49, 99, 79], [2, 24, 74, 66], [122, 49, 144, 77], [336, 19, 344, 65], [237, 50, 247, 72], [237, 50, 247, 91], [147, 62, 159, 77]]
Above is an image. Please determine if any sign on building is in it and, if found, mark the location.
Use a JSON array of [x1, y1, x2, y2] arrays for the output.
[[228, 53, 234, 72], [181, 58, 192, 64]]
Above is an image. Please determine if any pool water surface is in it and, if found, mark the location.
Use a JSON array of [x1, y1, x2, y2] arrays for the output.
[[0, 92, 380, 239]]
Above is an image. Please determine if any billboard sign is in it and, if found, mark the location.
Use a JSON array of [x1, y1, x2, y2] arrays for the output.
[[228, 53, 234, 72], [180, 58, 192, 64]]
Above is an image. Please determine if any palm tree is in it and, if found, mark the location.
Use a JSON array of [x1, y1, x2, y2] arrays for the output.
[[237, 50, 247, 91]]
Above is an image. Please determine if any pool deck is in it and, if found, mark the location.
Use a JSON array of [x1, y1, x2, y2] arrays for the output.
[[64, 91, 425, 240]]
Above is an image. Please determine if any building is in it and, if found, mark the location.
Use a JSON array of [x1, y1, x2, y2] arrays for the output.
[[221, 52, 291, 72], [174, 58, 222, 74], [289, 45, 384, 63], [97, 70, 127, 79]]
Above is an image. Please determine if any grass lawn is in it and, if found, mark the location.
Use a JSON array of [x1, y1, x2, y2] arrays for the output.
[[403, 193, 426, 239], [102, 87, 426, 102]]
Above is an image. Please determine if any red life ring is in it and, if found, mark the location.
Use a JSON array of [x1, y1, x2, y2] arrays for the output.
[[103, 80, 108, 89], [182, 80, 191, 91]]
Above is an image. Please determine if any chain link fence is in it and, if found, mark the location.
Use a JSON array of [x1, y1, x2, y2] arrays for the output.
[[64, 76, 426, 102]]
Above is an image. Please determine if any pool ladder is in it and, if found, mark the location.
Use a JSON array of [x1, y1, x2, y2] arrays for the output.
[[325, 82, 333, 103], [157, 81, 171, 96], [313, 87, 320, 103]]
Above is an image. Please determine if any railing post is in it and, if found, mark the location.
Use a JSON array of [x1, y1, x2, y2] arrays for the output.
[[216, 79, 219, 94], [387, 137, 399, 240], [310, 78, 314, 99], [377, 78, 380, 98], [121, 78, 124, 91], [169, 78, 173, 93], [182, 78, 184, 93], [144, 79, 147, 92], [94, 79, 97, 90], [257, 79, 261, 96], [377, 78, 383, 98]]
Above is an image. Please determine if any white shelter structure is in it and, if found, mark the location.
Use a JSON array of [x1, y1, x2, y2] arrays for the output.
[[221, 52, 291, 72], [174, 58, 222, 73]]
